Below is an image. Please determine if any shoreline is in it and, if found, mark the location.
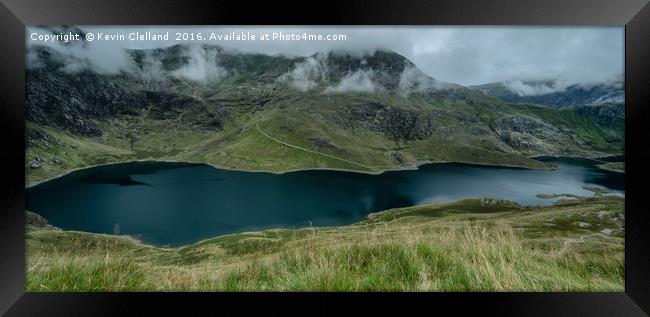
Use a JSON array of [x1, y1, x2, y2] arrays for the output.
[[26, 156, 560, 188], [530, 152, 623, 161], [27, 152, 623, 188], [25, 153, 624, 247], [27, 192, 625, 250]]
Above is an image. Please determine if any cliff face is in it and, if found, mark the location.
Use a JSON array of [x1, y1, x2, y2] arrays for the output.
[[27, 67, 145, 136]]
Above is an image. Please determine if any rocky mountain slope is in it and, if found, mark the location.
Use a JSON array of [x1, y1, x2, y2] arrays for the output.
[[25, 43, 624, 184]]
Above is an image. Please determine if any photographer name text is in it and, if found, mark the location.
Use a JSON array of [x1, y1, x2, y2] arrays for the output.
[[29, 31, 348, 44]]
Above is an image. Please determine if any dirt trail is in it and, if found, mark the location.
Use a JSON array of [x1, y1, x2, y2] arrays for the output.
[[255, 123, 375, 170]]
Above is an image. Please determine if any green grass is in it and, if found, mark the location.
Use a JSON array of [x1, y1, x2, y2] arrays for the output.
[[203, 124, 377, 173], [26, 123, 135, 184], [28, 257, 152, 291], [221, 225, 622, 291], [27, 195, 624, 291]]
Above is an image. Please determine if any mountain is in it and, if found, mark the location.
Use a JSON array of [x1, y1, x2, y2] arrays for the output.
[[25, 43, 624, 184], [470, 80, 624, 108]]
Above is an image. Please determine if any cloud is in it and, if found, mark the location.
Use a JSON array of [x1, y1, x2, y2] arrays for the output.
[[26, 49, 45, 69], [27, 27, 229, 84], [278, 53, 384, 93], [26, 26, 624, 87], [398, 65, 451, 94], [277, 55, 327, 91], [131, 50, 168, 89], [503, 80, 568, 96], [27, 26, 134, 75], [418, 27, 624, 86], [502, 72, 624, 96], [171, 45, 228, 82], [324, 70, 377, 93]]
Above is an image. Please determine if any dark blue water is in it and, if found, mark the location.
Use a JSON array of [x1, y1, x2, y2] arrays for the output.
[[26, 157, 624, 246]]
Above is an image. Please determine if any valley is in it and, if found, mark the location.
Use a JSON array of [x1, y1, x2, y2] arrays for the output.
[[24, 30, 626, 292]]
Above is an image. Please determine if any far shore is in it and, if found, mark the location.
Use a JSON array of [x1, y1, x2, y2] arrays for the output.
[[25, 156, 565, 188], [26, 151, 624, 188]]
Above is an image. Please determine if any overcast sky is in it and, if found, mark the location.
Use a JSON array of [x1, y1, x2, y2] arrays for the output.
[[28, 26, 624, 86]]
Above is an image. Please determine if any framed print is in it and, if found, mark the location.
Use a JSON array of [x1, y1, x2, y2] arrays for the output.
[[1, 0, 649, 315]]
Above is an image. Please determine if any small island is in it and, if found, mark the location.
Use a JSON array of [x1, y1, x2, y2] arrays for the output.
[[597, 162, 625, 173]]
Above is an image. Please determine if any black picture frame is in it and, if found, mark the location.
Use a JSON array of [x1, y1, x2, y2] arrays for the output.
[[1, 0, 649, 315]]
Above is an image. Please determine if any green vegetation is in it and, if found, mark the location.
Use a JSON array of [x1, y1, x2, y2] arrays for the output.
[[28, 92, 621, 185], [26, 122, 134, 184], [27, 195, 624, 291], [518, 104, 624, 153]]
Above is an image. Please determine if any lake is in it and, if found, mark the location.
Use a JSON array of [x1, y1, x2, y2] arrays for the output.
[[26, 157, 624, 246]]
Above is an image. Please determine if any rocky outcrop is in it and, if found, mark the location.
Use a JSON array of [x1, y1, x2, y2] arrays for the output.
[[26, 54, 147, 136], [26, 211, 59, 229], [26, 46, 228, 137], [348, 102, 435, 141], [375, 107, 435, 141], [493, 115, 572, 151]]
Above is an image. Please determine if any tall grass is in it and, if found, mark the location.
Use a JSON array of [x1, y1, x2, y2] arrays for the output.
[[27, 257, 151, 291], [220, 224, 622, 291], [27, 223, 623, 291]]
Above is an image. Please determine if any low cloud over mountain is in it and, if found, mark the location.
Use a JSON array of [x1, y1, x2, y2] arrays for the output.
[[27, 26, 623, 89], [472, 79, 624, 108]]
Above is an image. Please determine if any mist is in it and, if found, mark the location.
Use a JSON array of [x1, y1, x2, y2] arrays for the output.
[[27, 26, 133, 75], [277, 55, 327, 91], [171, 45, 228, 82], [324, 70, 377, 93], [26, 26, 624, 87]]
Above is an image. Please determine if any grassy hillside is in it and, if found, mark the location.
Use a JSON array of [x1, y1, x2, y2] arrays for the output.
[[27, 195, 624, 291], [27, 89, 625, 185]]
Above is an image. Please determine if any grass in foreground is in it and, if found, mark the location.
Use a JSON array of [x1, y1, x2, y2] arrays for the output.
[[26, 195, 624, 291]]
